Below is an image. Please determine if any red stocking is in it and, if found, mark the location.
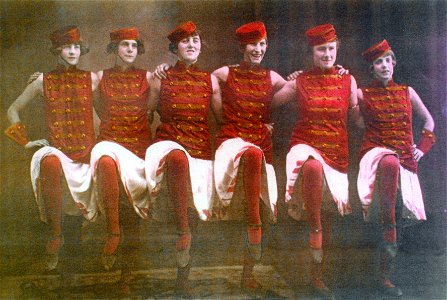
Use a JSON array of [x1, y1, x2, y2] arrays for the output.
[[302, 159, 323, 249], [40, 155, 63, 254], [166, 150, 191, 250], [242, 147, 263, 245], [97, 156, 120, 255], [378, 155, 400, 243]]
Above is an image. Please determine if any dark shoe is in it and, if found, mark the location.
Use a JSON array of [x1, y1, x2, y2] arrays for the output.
[[241, 273, 263, 297], [380, 279, 403, 297], [311, 277, 335, 300], [176, 233, 191, 268], [101, 234, 120, 271], [245, 232, 262, 262], [379, 242, 401, 297], [175, 264, 192, 299], [45, 235, 64, 271], [118, 274, 131, 296]]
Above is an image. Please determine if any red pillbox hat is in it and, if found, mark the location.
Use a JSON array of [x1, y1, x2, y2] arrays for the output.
[[110, 27, 140, 42], [50, 25, 82, 48], [305, 24, 337, 46], [236, 21, 267, 44], [362, 39, 392, 62], [167, 21, 197, 44]]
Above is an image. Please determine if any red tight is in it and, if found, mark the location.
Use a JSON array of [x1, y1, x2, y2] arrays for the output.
[[40, 155, 63, 253], [378, 155, 399, 243], [97, 156, 120, 255], [302, 159, 324, 249], [166, 150, 191, 250], [242, 147, 263, 245]]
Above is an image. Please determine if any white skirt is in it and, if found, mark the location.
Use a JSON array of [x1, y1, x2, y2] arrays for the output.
[[285, 144, 351, 221], [90, 141, 150, 219], [214, 138, 277, 220], [357, 147, 426, 221], [145, 140, 215, 221], [31, 146, 98, 223]]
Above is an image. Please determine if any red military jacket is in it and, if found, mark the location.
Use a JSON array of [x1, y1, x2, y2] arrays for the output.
[[360, 80, 416, 172], [289, 67, 351, 173], [98, 67, 151, 159], [215, 62, 274, 163], [43, 65, 95, 163], [156, 62, 213, 160]]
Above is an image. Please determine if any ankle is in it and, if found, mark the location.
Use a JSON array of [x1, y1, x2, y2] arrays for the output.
[[103, 233, 120, 255], [176, 232, 191, 251], [247, 225, 262, 245], [46, 235, 63, 254]]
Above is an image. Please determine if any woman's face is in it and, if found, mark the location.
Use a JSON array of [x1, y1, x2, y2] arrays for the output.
[[243, 38, 267, 64], [372, 54, 394, 82], [117, 39, 138, 64], [312, 41, 337, 70], [60, 44, 81, 66], [177, 34, 201, 64]]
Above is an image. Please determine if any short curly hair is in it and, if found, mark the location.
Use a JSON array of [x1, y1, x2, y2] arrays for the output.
[[106, 39, 145, 55], [168, 31, 201, 54], [50, 42, 89, 56]]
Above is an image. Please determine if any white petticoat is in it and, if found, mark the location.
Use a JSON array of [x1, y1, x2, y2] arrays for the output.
[[90, 141, 150, 219], [214, 138, 277, 218], [31, 146, 98, 223], [145, 140, 215, 221], [285, 144, 351, 221], [357, 147, 426, 221]]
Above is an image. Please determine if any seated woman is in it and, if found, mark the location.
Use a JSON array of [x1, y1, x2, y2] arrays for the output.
[[145, 21, 221, 298], [5, 26, 99, 273], [273, 24, 362, 298], [89, 27, 152, 293], [357, 39, 435, 297], [211, 21, 287, 295]]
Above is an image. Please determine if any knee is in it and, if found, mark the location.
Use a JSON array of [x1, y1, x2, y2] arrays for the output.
[[166, 150, 189, 171], [97, 156, 117, 173], [378, 155, 400, 174], [40, 155, 61, 173], [302, 159, 323, 176], [242, 147, 263, 164]]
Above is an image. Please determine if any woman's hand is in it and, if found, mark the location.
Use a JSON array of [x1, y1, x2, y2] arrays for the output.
[[153, 64, 171, 80], [25, 139, 49, 149]]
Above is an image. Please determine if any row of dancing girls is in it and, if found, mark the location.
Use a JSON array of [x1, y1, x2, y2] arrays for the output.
[[5, 21, 435, 298]]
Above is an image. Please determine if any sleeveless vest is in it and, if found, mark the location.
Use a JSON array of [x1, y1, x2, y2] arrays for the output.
[[98, 67, 151, 158], [360, 80, 416, 172], [43, 65, 95, 163], [156, 62, 213, 160], [216, 62, 274, 163], [289, 67, 351, 173]]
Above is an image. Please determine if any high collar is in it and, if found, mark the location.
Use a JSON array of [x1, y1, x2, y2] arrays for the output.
[[174, 60, 200, 71], [310, 66, 337, 75], [112, 64, 136, 72], [56, 64, 78, 72], [370, 78, 396, 88], [239, 60, 263, 71]]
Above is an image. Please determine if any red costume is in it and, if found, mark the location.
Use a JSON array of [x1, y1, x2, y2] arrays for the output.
[[4, 26, 98, 271], [360, 80, 416, 172], [91, 28, 151, 281], [290, 67, 351, 172], [43, 66, 95, 163], [97, 66, 151, 158], [213, 21, 277, 294], [357, 39, 435, 297], [215, 61, 274, 163], [156, 61, 212, 160]]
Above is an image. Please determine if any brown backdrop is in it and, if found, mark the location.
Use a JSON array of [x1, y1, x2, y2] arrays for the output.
[[1, 0, 446, 275]]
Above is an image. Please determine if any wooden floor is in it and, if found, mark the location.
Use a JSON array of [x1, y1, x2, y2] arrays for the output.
[[1, 216, 446, 299]]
